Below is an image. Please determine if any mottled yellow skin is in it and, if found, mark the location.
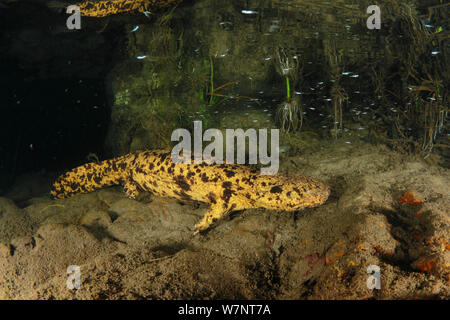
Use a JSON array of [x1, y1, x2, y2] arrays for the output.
[[76, 0, 182, 17], [51, 149, 330, 233]]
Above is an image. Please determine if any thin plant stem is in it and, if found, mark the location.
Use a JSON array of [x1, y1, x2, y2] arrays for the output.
[[286, 76, 290, 100], [209, 56, 214, 104]]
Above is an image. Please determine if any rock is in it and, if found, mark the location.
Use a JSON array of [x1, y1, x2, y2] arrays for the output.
[[0, 197, 34, 244]]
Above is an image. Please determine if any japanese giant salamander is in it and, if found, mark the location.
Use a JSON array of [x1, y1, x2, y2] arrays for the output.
[[70, 0, 182, 17], [51, 149, 330, 234]]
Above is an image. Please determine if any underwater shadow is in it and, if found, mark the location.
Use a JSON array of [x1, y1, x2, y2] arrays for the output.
[[370, 188, 436, 273]]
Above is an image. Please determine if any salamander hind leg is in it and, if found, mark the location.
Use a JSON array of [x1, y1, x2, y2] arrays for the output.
[[194, 202, 235, 235]]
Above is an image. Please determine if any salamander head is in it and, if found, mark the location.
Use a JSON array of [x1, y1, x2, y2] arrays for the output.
[[254, 174, 330, 211]]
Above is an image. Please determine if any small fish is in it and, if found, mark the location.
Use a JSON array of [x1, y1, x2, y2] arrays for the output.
[[241, 9, 258, 14], [131, 25, 139, 32]]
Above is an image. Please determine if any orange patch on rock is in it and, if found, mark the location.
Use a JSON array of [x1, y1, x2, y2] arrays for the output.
[[416, 257, 437, 273], [399, 190, 423, 205], [235, 224, 249, 232], [326, 250, 345, 264]]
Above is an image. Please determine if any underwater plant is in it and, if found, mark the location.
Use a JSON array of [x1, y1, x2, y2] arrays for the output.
[[383, 4, 448, 157], [199, 56, 257, 107], [274, 48, 303, 132], [324, 39, 347, 138], [276, 96, 302, 133], [274, 47, 299, 81], [409, 72, 447, 158]]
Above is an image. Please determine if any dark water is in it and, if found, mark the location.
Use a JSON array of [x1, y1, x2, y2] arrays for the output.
[[0, 0, 448, 193]]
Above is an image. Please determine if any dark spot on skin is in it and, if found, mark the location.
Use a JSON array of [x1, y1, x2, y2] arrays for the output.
[[212, 177, 219, 183], [180, 191, 192, 200], [245, 193, 251, 199], [160, 153, 168, 162], [201, 173, 209, 183], [287, 191, 291, 197], [94, 176, 101, 184], [270, 186, 283, 193], [160, 166, 165, 172], [196, 168, 201, 173], [207, 192, 217, 204], [174, 175, 191, 191], [136, 166, 145, 174], [222, 181, 232, 189], [187, 171, 195, 179], [262, 182, 266, 187], [224, 169, 235, 178], [168, 167, 174, 174], [149, 163, 155, 170], [212, 218, 217, 223], [174, 190, 192, 200], [222, 188, 234, 203]]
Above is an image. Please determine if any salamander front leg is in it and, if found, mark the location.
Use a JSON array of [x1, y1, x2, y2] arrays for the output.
[[194, 202, 233, 235], [123, 180, 139, 199]]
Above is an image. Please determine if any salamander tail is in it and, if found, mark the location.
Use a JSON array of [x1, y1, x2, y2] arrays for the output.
[[51, 155, 129, 199]]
